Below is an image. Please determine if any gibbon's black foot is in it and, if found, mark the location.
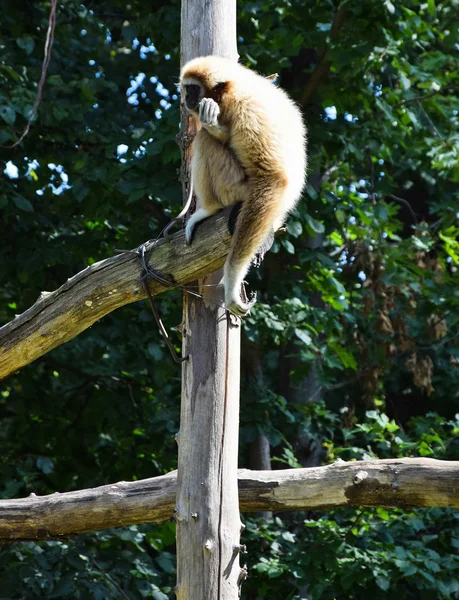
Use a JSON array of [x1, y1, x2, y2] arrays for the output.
[[227, 202, 275, 268]]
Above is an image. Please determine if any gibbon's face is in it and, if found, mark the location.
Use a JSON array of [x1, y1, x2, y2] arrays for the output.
[[183, 83, 202, 112]]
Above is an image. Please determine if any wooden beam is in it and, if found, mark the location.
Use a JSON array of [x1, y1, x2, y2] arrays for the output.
[[1, 458, 458, 541], [176, 3, 242, 598], [0, 208, 233, 380]]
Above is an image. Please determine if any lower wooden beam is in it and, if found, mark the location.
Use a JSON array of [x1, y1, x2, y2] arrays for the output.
[[1, 458, 458, 540]]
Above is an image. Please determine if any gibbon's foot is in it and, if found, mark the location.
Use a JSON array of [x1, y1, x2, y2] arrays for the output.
[[199, 97, 220, 126], [226, 291, 257, 317], [185, 220, 196, 246], [185, 208, 215, 245]]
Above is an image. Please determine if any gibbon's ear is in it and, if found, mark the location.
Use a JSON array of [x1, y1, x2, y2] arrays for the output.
[[211, 80, 232, 104]]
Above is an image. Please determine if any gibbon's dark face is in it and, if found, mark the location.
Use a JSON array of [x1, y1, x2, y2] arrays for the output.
[[184, 84, 202, 111]]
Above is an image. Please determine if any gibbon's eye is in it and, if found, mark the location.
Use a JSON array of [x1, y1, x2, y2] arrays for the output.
[[185, 84, 201, 110]]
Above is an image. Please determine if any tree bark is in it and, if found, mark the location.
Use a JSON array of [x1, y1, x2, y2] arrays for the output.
[[2, 458, 459, 541], [175, 3, 242, 600], [0, 208, 233, 381]]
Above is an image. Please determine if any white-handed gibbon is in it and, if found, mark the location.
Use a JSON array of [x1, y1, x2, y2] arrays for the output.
[[180, 56, 307, 316]]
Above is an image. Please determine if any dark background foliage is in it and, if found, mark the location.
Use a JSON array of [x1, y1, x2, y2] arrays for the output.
[[0, 0, 458, 597]]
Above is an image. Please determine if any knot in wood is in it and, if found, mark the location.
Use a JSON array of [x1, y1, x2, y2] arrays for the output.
[[353, 470, 368, 484]]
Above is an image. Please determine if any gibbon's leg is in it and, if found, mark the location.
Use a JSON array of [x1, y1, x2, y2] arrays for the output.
[[186, 127, 247, 244], [228, 202, 276, 267], [224, 175, 288, 316]]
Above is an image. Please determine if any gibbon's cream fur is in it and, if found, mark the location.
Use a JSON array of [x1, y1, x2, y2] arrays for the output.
[[180, 55, 307, 316]]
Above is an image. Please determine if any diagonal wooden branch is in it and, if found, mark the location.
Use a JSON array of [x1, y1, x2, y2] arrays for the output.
[[1, 458, 458, 541], [0, 208, 233, 380]]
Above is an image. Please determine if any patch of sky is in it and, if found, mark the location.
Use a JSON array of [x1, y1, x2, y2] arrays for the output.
[[369, 82, 383, 97], [117, 144, 129, 157], [156, 82, 170, 98], [324, 106, 337, 121], [127, 72, 146, 95], [344, 113, 358, 122], [139, 39, 157, 60], [26, 159, 39, 177], [48, 163, 70, 195], [4, 161, 19, 179], [358, 271, 366, 281]]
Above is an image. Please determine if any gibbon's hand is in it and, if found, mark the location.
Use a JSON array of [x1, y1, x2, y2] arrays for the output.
[[199, 97, 220, 127]]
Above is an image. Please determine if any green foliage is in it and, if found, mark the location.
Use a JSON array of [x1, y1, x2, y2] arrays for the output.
[[0, 0, 458, 598], [243, 507, 459, 599], [0, 525, 176, 599], [242, 408, 459, 599]]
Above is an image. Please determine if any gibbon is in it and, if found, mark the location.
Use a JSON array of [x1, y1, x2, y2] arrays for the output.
[[180, 55, 307, 316]]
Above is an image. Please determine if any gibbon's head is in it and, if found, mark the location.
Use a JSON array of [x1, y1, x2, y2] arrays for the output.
[[180, 56, 236, 114]]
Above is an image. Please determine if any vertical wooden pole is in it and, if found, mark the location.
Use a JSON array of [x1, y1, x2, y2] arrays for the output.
[[175, 2, 244, 599]]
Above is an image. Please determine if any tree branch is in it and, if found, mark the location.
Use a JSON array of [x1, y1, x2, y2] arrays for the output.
[[300, 4, 348, 105], [1, 458, 458, 541], [0, 208, 233, 380], [392, 85, 458, 109]]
